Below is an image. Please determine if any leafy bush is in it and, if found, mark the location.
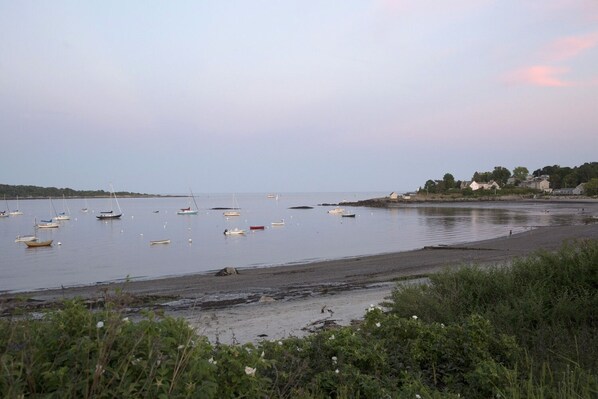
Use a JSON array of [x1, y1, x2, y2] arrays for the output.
[[386, 239, 598, 375]]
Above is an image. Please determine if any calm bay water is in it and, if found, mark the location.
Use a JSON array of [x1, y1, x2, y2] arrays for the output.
[[0, 193, 593, 293]]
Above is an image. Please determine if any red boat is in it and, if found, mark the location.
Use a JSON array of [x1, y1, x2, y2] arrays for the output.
[[250, 225, 265, 230]]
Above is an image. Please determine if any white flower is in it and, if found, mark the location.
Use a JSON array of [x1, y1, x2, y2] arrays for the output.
[[208, 357, 216, 365], [122, 317, 129, 323], [96, 321, 104, 329], [245, 366, 256, 376], [278, 341, 283, 346], [335, 369, 339, 374], [261, 351, 265, 358], [415, 394, 421, 399], [375, 322, 381, 328], [412, 315, 418, 320], [329, 334, 335, 340], [441, 323, 445, 328], [177, 345, 185, 350], [331, 356, 337, 364]]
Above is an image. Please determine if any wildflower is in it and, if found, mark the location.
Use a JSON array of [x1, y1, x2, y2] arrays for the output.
[[122, 317, 129, 323], [261, 351, 265, 358], [441, 323, 445, 328], [375, 322, 381, 328], [331, 356, 337, 364], [412, 315, 418, 320], [208, 357, 216, 365], [132, 358, 142, 365], [415, 395, 421, 399], [278, 341, 283, 346], [245, 366, 256, 377], [329, 334, 335, 340], [96, 321, 104, 329], [177, 345, 185, 350], [335, 369, 339, 374]]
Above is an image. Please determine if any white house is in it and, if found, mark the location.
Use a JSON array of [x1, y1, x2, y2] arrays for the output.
[[469, 180, 500, 191]]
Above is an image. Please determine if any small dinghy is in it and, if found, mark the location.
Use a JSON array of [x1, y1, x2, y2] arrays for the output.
[[25, 240, 53, 248], [150, 239, 171, 245]]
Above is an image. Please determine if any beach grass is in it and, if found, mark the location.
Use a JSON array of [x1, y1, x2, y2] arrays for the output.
[[1, 240, 597, 397]]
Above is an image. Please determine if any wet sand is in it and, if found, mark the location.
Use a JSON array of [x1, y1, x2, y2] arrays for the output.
[[2, 223, 597, 344]]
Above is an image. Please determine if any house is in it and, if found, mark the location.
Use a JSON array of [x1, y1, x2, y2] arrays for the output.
[[389, 192, 399, 200], [552, 183, 585, 196], [468, 180, 500, 191], [520, 175, 550, 191]]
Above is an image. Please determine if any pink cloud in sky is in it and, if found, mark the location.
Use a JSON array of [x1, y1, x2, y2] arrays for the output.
[[541, 32, 598, 61], [506, 66, 572, 87]]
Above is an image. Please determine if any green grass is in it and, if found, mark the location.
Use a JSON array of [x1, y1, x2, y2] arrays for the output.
[[1, 240, 597, 397]]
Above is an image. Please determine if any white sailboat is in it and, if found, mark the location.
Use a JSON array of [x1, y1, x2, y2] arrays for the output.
[[9, 195, 23, 216], [53, 195, 71, 220], [96, 184, 122, 220], [223, 194, 241, 217], [177, 189, 199, 215]]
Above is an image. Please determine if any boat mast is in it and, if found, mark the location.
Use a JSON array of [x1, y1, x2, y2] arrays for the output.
[[190, 188, 199, 210], [110, 183, 123, 214], [50, 197, 58, 217]]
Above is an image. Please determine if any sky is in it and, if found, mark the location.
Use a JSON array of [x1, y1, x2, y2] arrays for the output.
[[1, 1, 597, 195]]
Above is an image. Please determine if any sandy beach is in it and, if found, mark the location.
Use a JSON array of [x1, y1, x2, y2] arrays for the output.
[[2, 222, 597, 344]]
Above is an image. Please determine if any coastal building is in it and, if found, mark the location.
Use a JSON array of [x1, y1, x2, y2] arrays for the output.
[[520, 175, 550, 192], [389, 192, 399, 200], [552, 183, 585, 196], [468, 180, 500, 191]]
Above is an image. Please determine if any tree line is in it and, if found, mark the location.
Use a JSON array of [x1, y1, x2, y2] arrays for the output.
[[0, 184, 152, 199], [419, 162, 598, 195]]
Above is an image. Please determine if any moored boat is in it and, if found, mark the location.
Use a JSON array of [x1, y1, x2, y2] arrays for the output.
[[150, 239, 171, 245], [271, 220, 285, 226], [177, 189, 200, 215], [97, 184, 123, 220], [224, 228, 245, 235], [25, 240, 53, 247], [250, 225, 265, 230], [327, 207, 345, 214], [36, 221, 59, 228], [341, 213, 356, 217]]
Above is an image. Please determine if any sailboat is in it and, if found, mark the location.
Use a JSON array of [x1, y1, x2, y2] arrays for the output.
[[223, 194, 241, 217], [81, 197, 89, 213], [96, 184, 122, 220], [177, 189, 199, 215], [9, 195, 23, 216], [53, 195, 71, 220], [0, 195, 8, 218]]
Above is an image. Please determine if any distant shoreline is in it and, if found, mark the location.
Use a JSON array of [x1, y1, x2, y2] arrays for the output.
[[340, 195, 598, 207]]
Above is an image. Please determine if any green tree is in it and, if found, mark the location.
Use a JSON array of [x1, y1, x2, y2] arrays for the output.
[[424, 180, 437, 194], [472, 171, 491, 183], [491, 166, 511, 186], [443, 173, 455, 191], [584, 178, 598, 196], [512, 166, 529, 181]]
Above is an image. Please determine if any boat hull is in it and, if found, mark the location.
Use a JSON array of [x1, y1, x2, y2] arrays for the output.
[[97, 214, 122, 220], [177, 210, 198, 215], [250, 226, 265, 230], [37, 222, 59, 228], [150, 239, 171, 245], [25, 240, 53, 247]]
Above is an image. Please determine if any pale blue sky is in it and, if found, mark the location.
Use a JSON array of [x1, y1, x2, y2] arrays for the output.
[[1, 1, 597, 194]]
